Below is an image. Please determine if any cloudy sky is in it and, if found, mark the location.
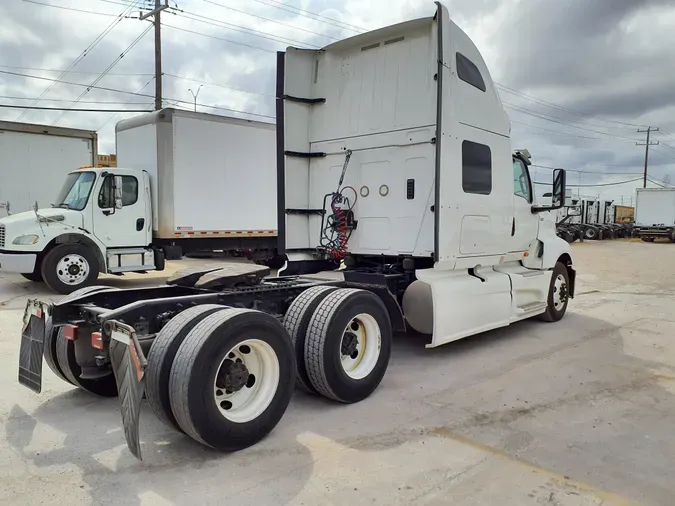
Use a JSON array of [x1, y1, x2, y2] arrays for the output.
[[2, 0, 675, 205]]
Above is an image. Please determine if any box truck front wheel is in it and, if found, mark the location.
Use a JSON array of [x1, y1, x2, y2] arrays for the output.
[[41, 244, 100, 294], [168, 308, 295, 451], [304, 289, 393, 403], [21, 270, 43, 283]]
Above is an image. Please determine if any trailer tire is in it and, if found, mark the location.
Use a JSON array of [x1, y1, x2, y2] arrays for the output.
[[641, 237, 655, 242], [169, 308, 295, 451], [43, 316, 73, 385], [583, 227, 598, 240], [146, 304, 227, 432], [304, 289, 392, 403], [282, 285, 339, 393], [55, 330, 118, 396], [537, 262, 570, 323], [42, 243, 100, 295]]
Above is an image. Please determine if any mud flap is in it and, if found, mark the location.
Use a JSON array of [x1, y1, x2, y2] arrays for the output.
[[18, 300, 52, 393], [108, 321, 147, 461]]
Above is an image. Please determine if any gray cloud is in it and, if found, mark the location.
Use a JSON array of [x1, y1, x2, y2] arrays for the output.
[[1, 0, 674, 202]]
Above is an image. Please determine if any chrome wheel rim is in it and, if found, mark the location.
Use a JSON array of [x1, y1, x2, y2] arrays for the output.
[[552, 274, 568, 311], [339, 313, 381, 380], [56, 254, 89, 285], [213, 339, 280, 423]]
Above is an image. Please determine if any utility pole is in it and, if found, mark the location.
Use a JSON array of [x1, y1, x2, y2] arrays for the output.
[[140, 1, 168, 110], [637, 126, 659, 188], [189, 85, 202, 112]]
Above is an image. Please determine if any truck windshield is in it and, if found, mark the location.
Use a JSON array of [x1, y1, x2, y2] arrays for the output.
[[55, 171, 96, 211]]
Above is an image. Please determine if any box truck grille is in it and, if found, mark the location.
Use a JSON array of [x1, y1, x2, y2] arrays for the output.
[[0, 225, 4, 248]]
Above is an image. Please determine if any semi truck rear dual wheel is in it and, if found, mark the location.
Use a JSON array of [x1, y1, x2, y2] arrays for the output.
[[282, 285, 339, 393], [303, 289, 393, 403], [55, 331, 118, 397], [145, 304, 227, 432], [147, 308, 295, 451], [41, 243, 100, 295]]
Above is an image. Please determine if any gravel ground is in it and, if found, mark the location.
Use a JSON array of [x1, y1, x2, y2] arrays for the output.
[[0, 241, 673, 505]]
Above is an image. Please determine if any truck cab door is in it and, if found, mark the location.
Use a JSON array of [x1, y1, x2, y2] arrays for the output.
[[92, 171, 149, 248], [510, 157, 538, 254]]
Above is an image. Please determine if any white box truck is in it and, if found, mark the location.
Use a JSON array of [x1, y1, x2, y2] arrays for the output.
[[0, 120, 97, 217], [0, 108, 278, 293], [635, 187, 675, 241], [17, 2, 575, 461]]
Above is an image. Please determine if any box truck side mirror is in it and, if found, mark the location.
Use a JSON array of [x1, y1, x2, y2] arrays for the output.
[[113, 175, 124, 210], [532, 168, 566, 213]]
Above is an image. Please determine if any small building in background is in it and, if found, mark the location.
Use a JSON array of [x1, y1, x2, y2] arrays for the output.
[[97, 154, 117, 167]]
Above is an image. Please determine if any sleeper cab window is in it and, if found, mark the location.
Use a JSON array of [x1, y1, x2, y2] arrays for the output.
[[456, 52, 486, 92], [462, 141, 492, 195]]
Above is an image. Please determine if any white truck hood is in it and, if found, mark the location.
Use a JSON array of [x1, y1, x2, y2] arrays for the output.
[[0, 208, 85, 249]]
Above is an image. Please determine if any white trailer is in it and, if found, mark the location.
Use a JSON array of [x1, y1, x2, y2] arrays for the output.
[[635, 187, 675, 241], [0, 120, 96, 217], [17, 3, 576, 461], [0, 109, 279, 293]]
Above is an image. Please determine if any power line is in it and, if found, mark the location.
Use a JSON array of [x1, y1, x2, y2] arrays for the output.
[[97, 75, 156, 130], [531, 164, 644, 176], [203, 0, 340, 41], [511, 119, 637, 143], [0, 104, 150, 112], [533, 177, 643, 187], [0, 69, 274, 119], [23, 0, 131, 17], [0, 65, 154, 76], [0, 95, 152, 104], [52, 23, 153, 124], [504, 102, 642, 141], [163, 73, 274, 98], [495, 82, 648, 129], [170, 8, 320, 48], [161, 22, 276, 53], [250, 0, 365, 33], [18, 0, 142, 121]]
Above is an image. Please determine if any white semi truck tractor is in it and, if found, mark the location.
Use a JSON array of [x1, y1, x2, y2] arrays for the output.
[[0, 109, 278, 294], [18, 2, 575, 461]]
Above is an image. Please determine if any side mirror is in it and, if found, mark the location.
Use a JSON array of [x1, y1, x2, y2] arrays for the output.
[[532, 168, 566, 213], [113, 176, 124, 210]]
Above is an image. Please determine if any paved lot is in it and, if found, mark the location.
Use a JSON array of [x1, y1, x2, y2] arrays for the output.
[[0, 241, 673, 505]]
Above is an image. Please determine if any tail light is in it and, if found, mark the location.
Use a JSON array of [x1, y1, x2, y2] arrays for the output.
[[63, 325, 79, 341], [91, 331, 104, 350]]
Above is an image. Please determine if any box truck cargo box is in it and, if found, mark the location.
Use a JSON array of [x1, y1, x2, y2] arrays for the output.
[[0, 120, 96, 217], [115, 109, 277, 238]]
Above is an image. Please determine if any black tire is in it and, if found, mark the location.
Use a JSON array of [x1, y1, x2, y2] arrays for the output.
[[55, 330, 118, 396], [41, 243, 100, 295], [145, 304, 227, 432], [282, 286, 339, 393], [43, 316, 73, 385], [537, 262, 570, 322], [641, 237, 655, 242], [304, 289, 392, 403], [169, 308, 295, 451], [21, 271, 43, 282], [583, 227, 598, 240], [45, 285, 117, 386]]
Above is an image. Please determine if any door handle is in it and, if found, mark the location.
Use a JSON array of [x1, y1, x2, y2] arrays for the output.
[[511, 217, 516, 236], [136, 218, 145, 231]]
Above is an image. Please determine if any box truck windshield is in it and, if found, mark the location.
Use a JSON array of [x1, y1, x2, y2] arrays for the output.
[[55, 171, 96, 210]]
